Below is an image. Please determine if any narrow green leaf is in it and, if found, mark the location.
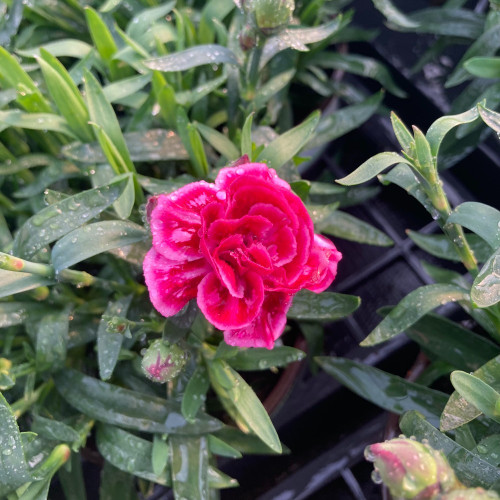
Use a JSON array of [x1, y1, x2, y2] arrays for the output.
[[451, 371, 500, 424], [96, 424, 170, 486], [208, 435, 242, 459], [426, 106, 479, 156], [38, 49, 93, 142], [13, 175, 132, 259], [176, 74, 228, 108], [0, 110, 76, 138], [472, 247, 500, 308], [152, 434, 169, 477], [446, 24, 500, 87], [288, 290, 360, 321], [52, 220, 146, 272], [126, 2, 176, 40], [63, 129, 189, 163], [361, 284, 470, 346], [312, 205, 393, 246], [145, 45, 239, 72], [170, 436, 209, 500], [58, 452, 87, 500], [408, 230, 492, 263], [309, 52, 406, 98], [241, 113, 253, 157], [207, 359, 281, 453], [261, 17, 345, 68], [0, 302, 36, 327], [307, 92, 384, 150], [253, 69, 295, 111], [98, 295, 133, 381], [372, 0, 420, 28], [0, 393, 31, 494], [0, 271, 53, 299], [448, 202, 500, 249], [17, 39, 93, 59], [31, 415, 80, 443], [402, 312, 500, 372], [36, 307, 71, 372], [317, 357, 447, 427], [479, 102, 500, 134], [195, 122, 240, 161], [465, 57, 500, 78], [337, 152, 411, 186], [0, 46, 51, 112], [182, 365, 210, 422], [55, 369, 222, 435], [401, 410, 500, 489], [84, 69, 135, 173], [391, 112, 414, 153], [228, 346, 305, 371], [257, 111, 320, 169], [103, 74, 151, 104], [213, 427, 286, 455], [413, 126, 433, 171]]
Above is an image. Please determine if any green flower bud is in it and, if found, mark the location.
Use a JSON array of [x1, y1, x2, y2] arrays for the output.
[[440, 488, 500, 500], [141, 340, 187, 384], [242, 0, 295, 35], [365, 437, 458, 499]]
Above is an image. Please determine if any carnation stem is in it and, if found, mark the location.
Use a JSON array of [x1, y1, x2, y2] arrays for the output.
[[11, 380, 52, 418]]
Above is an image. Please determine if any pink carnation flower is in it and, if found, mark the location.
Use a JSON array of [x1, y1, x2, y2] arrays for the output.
[[143, 160, 342, 349]]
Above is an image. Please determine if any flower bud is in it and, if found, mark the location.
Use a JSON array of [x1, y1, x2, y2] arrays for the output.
[[365, 437, 458, 499], [440, 488, 500, 500], [141, 339, 187, 383], [251, 0, 295, 35]]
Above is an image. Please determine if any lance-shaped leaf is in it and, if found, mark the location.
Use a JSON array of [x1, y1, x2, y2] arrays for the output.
[[426, 105, 479, 156], [408, 230, 492, 263], [17, 39, 93, 59], [448, 202, 500, 249], [51, 220, 147, 272], [37, 49, 94, 142], [63, 129, 189, 163], [144, 45, 239, 72], [98, 295, 133, 381], [361, 284, 470, 346], [471, 248, 500, 308], [257, 111, 320, 169], [372, 0, 419, 28], [207, 359, 281, 453], [451, 371, 500, 424], [465, 57, 500, 78], [0, 270, 54, 299], [55, 369, 223, 435], [441, 355, 500, 432], [0, 393, 31, 494], [401, 410, 500, 489], [260, 16, 345, 68], [227, 346, 305, 371], [170, 436, 209, 500], [0, 110, 77, 138], [307, 91, 383, 150], [182, 365, 210, 422], [311, 204, 393, 246], [195, 122, 240, 161], [317, 357, 447, 428], [96, 424, 170, 486], [252, 69, 295, 112], [13, 174, 132, 259], [288, 290, 360, 321], [478, 102, 500, 134], [337, 152, 412, 186]]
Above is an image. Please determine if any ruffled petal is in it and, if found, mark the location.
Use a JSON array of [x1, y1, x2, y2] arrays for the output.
[[197, 271, 264, 330], [302, 234, 342, 293], [223, 292, 293, 349], [150, 182, 218, 261], [215, 162, 290, 191], [143, 248, 210, 317]]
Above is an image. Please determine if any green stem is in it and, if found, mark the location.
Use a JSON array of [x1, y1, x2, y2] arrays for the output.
[[11, 380, 51, 418], [422, 170, 479, 276], [246, 40, 263, 97]]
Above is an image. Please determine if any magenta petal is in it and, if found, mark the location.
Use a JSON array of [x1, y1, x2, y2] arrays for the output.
[[150, 182, 218, 261], [197, 271, 264, 330], [223, 292, 293, 349], [143, 248, 210, 317], [304, 235, 343, 293], [215, 162, 289, 191]]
